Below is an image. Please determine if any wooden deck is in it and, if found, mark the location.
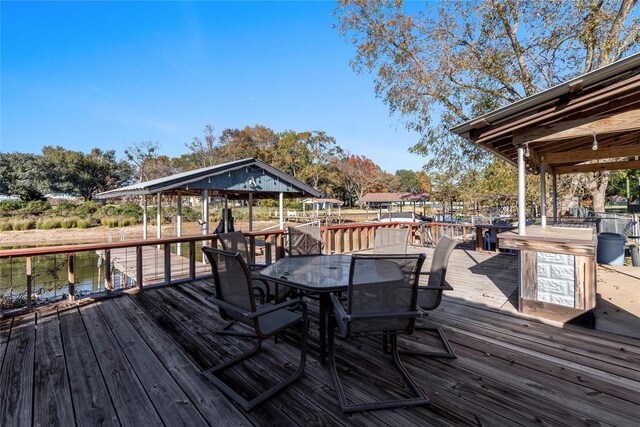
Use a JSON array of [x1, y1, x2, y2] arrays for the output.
[[1, 249, 639, 426]]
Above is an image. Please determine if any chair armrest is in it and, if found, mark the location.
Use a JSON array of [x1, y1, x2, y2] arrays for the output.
[[205, 296, 307, 321], [418, 273, 454, 291], [330, 293, 349, 321], [205, 296, 253, 319], [248, 298, 307, 319], [348, 310, 422, 322], [418, 280, 454, 292]]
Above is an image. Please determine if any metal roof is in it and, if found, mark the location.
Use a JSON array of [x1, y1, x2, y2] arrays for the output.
[[449, 52, 640, 173], [96, 158, 322, 199]]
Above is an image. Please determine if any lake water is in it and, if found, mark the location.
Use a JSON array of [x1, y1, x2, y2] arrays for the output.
[[0, 241, 206, 309]]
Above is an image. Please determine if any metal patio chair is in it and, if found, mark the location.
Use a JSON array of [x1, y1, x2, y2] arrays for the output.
[[201, 246, 308, 411], [373, 227, 409, 254], [288, 223, 323, 256], [401, 235, 457, 359], [328, 253, 428, 413], [219, 231, 292, 303]]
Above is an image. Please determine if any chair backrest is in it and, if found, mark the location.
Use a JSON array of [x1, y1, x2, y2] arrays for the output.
[[346, 253, 425, 335], [373, 227, 409, 254], [218, 231, 251, 265], [201, 246, 256, 324], [288, 224, 322, 256], [419, 235, 457, 310]]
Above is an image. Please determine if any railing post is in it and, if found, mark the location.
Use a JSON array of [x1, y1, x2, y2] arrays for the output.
[[264, 236, 273, 265], [248, 236, 256, 265], [276, 234, 285, 260], [136, 246, 143, 290], [164, 243, 171, 285], [68, 253, 75, 302], [104, 250, 112, 294], [25, 256, 32, 310], [189, 241, 196, 280]]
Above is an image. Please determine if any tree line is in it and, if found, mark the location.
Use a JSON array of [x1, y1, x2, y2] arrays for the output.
[[0, 125, 432, 203]]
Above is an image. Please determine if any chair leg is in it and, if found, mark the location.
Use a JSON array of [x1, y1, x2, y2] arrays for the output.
[[205, 318, 308, 411], [401, 325, 456, 359], [328, 323, 430, 413]]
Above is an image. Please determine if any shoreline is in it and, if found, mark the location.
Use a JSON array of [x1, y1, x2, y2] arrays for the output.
[[0, 220, 278, 248]]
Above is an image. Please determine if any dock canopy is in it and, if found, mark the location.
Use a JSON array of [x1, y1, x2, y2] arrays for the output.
[[358, 192, 430, 205], [96, 158, 321, 200]]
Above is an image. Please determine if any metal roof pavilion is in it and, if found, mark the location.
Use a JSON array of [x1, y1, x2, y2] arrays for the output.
[[96, 158, 321, 200]]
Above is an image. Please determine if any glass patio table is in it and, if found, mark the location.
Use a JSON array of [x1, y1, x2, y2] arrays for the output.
[[259, 254, 405, 364]]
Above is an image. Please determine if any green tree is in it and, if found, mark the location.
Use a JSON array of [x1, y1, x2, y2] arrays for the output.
[[218, 125, 276, 162], [43, 146, 132, 201], [336, 0, 639, 210], [0, 152, 48, 200], [395, 169, 421, 192]]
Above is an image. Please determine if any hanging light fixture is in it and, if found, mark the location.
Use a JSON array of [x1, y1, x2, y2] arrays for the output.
[[592, 132, 598, 150], [524, 142, 530, 157]]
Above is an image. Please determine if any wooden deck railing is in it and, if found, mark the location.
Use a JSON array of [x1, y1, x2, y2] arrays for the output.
[[0, 221, 475, 313]]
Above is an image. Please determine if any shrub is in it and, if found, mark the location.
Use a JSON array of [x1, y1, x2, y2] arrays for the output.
[[36, 218, 62, 230], [77, 218, 92, 228], [0, 221, 12, 231], [101, 217, 120, 228], [0, 200, 26, 216], [118, 217, 136, 227], [75, 201, 101, 217], [12, 219, 36, 231], [51, 200, 77, 214], [61, 217, 79, 228]]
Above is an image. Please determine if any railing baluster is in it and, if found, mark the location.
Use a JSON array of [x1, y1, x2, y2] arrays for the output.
[[189, 241, 196, 280], [68, 253, 75, 302], [26, 256, 32, 310], [136, 246, 143, 290], [164, 243, 171, 285]]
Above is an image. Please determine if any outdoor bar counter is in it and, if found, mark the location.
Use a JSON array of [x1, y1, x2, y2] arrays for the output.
[[498, 225, 597, 325]]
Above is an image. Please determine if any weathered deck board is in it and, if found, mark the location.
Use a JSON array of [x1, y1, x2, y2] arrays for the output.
[[112, 296, 252, 426], [33, 311, 75, 427], [79, 304, 163, 425], [0, 314, 35, 427], [1, 248, 640, 426], [58, 307, 120, 426], [96, 299, 209, 426]]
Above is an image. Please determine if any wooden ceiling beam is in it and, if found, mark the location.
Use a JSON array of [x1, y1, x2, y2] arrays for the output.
[[474, 77, 640, 144], [554, 159, 640, 174], [512, 109, 640, 145], [545, 144, 640, 164]]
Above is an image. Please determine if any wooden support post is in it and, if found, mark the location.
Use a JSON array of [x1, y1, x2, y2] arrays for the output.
[[26, 256, 32, 310], [68, 253, 75, 302], [136, 246, 143, 290]]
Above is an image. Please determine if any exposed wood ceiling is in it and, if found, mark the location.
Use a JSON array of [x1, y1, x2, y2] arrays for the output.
[[450, 54, 640, 174]]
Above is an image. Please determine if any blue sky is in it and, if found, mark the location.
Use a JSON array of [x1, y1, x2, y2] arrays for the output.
[[1, 1, 426, 173]]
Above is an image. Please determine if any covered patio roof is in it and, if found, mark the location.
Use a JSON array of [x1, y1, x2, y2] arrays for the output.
[[450, 52, 640, 175], [96, 158, 321, 199]]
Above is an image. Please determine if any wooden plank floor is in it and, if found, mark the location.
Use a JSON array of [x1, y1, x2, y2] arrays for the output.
[[1, 273, 638, 425]]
